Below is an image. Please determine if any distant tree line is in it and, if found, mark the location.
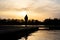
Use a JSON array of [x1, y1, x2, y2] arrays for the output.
[[43, 18, 60, 25], [0, 18, 60, 25]]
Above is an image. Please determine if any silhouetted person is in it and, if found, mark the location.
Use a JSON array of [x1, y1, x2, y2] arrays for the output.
[[24, 15, 28, 25]]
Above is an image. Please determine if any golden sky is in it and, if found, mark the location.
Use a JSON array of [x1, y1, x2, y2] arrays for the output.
[[0, 0, 60, 21]]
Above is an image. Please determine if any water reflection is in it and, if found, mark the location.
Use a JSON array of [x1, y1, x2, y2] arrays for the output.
[[18, 25, 60, 40], [28, 30, 60, 40], [20, 30, 60, 40]]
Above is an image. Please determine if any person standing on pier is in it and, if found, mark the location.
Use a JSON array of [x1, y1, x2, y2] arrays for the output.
[[24, 15, 28, 25]]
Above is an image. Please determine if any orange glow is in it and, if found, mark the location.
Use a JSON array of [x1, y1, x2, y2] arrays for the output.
[[0, 11, 49, 21]]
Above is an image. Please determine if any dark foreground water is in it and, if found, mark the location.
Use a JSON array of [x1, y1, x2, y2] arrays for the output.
[[20, 29, 60, 40]]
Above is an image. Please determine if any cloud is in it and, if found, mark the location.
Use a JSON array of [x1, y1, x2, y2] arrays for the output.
[[28, 0, 60, 18], [0, 0, 34, 11], [0, 0, 60, 20]]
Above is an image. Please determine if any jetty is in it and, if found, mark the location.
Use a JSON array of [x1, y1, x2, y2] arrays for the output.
[[0, 25, 39, 40]]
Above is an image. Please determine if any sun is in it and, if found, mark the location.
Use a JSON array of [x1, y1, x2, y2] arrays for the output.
[[20, 11, 27, 17]]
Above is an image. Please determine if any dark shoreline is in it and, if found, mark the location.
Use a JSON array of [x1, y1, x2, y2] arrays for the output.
[[0, 25, 39, 40]]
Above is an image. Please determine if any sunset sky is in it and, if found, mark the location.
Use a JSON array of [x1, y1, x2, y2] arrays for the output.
[[0, 0, 60, 21]]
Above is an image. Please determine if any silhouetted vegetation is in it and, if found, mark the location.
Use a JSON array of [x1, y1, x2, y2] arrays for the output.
[[0, 19, 41, 25], [0, 18, 60, 25], [43, 18, 60, 25]]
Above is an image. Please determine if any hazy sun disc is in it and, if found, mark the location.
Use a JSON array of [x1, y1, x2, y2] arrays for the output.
[[20, 11, 27, 17]]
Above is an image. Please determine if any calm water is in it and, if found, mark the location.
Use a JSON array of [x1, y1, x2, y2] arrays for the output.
[[0, 25, 60, 40], [20, 30, 60, 40]]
